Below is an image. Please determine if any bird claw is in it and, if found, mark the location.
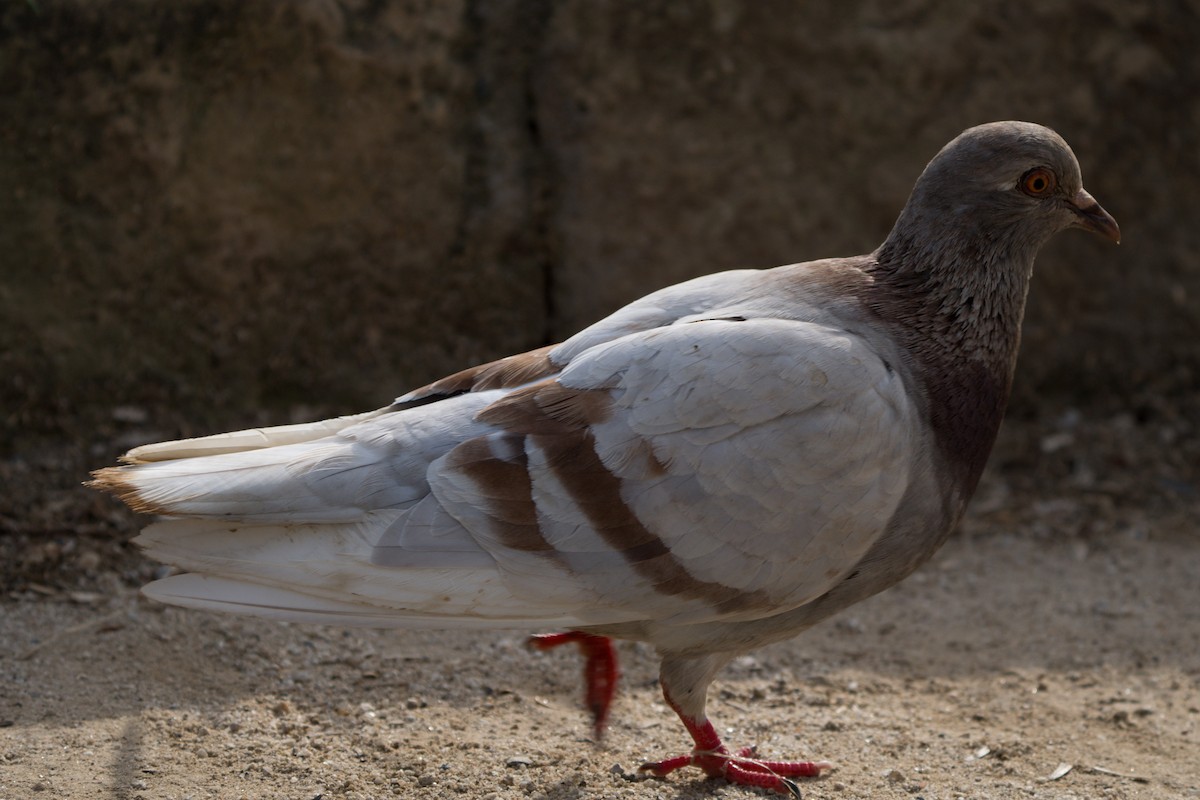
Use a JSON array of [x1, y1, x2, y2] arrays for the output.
[[529, 637, 829, 795], [639, 745, 830, 795]]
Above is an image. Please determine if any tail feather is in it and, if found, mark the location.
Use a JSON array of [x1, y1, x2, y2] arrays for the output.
[[90, 395, 500, 520], [91, 440, 425, 521], [132, 516, 609, 628], [91, 395, 636, 630], [141, 574, 584, 628], [119, 409, 390, 463]]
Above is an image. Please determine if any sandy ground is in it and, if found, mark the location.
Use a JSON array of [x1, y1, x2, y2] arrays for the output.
[[2, 415, 1199, 800]]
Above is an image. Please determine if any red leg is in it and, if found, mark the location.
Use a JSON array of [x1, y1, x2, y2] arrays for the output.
[[639, 689, 831, 796], [528, 632, 619, 738]]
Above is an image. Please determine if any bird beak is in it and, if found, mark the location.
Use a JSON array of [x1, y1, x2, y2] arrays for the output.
[[1070, 188, 1121, 244]]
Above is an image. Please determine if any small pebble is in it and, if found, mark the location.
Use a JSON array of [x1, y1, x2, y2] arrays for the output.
[[76, 550, 103, 572]]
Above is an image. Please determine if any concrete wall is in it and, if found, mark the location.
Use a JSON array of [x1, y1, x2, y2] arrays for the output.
[[2, 0, 1196, 452]]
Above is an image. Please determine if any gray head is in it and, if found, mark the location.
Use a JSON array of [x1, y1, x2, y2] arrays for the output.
[[869, 122, 1119, 501], [881, 121, 1119, 265]]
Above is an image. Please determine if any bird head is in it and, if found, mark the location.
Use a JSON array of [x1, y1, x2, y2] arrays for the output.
[[902, 121, 1120, 250]]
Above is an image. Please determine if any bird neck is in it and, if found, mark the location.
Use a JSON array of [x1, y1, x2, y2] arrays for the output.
[[872, 215, 1039, 372], [866, 220, 1040, 497]]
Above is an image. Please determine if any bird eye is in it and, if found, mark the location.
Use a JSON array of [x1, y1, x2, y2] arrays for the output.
[[1020, 167, 1056, 197]]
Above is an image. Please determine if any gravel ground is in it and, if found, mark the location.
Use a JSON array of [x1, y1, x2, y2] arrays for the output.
[[2, 406, 1198, 800]]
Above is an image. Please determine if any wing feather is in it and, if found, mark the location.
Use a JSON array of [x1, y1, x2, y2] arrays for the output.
[[434, 317, 916, 626]]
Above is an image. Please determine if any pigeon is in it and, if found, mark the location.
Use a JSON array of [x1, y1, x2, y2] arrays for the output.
[[91, 121, 1119, 796]]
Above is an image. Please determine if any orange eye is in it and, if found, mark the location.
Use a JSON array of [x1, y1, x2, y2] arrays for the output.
[[1020, 167, 1056, 197]]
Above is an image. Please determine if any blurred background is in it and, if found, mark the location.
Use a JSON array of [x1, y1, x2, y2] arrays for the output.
[[2, 0, 1197, 592]]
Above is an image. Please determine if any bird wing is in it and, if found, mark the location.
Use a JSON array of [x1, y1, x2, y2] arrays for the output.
[[431, 315, 917, 627]]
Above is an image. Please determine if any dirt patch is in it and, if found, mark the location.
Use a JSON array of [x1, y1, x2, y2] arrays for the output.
[[2, 409, 1197, 800], [2, 526, 1197, 800]]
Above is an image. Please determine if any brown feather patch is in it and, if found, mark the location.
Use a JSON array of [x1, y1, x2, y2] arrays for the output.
[[403, 344, 560, 404], [470, 377, 765, 613], [87, 467, 172, 516], [535, 429, 772, 616], [478, 380, 613, 436], [445, 435, 557, 555]]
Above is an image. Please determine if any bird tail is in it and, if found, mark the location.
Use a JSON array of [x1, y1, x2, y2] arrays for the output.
[[89, 409, 608, 629], [132, 516, 584, 628], [114, 409, 388, 464], [88, 408, 416, 521]]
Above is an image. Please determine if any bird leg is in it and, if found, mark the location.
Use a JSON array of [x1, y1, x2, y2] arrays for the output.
[[528, 632, 618, 738], [640, 661, 831, 797]]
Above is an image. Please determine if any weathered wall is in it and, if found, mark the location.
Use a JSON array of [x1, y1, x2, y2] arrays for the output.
[[536, 2, 1199, 407], [2, 0, 1197, 453]]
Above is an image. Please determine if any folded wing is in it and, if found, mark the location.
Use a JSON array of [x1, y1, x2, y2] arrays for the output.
[[436, 317, 915, 628]]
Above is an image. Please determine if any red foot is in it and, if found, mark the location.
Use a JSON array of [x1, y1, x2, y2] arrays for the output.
[[639, 691, 831, 796], [528, 632, 618, 738]]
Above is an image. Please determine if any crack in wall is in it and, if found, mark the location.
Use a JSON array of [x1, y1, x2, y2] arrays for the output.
[[443, 0, 561, 349]]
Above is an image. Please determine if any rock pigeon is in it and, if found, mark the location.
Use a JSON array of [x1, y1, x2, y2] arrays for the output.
[[92, 121, 1118, 796]]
